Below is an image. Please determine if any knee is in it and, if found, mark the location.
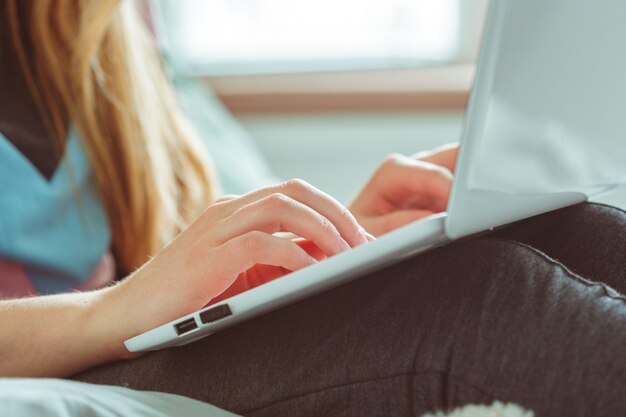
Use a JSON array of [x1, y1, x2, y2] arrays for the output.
[[379, 237, 603, 339], [395, 237, 560, 303], [494, 202, 626, 242], [390, 236, 624, 342], [559, 202, 626, 231]]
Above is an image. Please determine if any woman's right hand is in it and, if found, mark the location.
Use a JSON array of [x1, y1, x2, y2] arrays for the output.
[[101, 179, 369, 358]]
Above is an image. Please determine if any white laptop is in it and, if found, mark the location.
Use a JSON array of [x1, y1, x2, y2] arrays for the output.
[[126, 0, 626, 352]]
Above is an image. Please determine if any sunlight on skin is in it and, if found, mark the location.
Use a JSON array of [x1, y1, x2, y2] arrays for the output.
[[208, 144, 459, 304]]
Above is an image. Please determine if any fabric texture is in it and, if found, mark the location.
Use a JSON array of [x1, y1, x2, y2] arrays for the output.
[[0, 380, 529, 417], [74, 203, 626, 417], [0, 70, 277, 298], [421, 402, 533, 417], [0, 129, 115, 297], [0, 378, 238, 417], [0, 21, 115, 297]]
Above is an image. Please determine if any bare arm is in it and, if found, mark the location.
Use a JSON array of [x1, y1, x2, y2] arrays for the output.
[[0, 179, 368, 377], [0, 287, 127, 377], [1, 144, 459, 377]]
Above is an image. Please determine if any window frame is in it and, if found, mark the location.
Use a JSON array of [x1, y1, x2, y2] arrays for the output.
[[203, 64, 474, 114], [152, 0, 487, 113]]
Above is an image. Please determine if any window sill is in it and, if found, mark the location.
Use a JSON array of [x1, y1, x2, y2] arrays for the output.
[[200, 64, 474, 114]]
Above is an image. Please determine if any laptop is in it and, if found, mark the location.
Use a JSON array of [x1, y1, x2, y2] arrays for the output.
[[125, 0, 626, 352]]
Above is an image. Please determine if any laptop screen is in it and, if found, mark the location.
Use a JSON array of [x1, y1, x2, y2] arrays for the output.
[[446, 0, 626, 239]]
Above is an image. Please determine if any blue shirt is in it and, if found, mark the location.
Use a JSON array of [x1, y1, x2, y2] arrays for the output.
[[0, 78, 278, 297]]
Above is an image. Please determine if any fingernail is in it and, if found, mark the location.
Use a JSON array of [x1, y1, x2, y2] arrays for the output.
[[357, 227, 369, 246], [359, 227, 371, 244], [339, 238, 351, 252]]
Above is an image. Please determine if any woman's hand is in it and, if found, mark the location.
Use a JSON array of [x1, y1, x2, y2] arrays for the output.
[[104, 179, 368, 359], [208, 238, 329, 304], [0, 179, 369, 377], [349, 143, 459, 236]]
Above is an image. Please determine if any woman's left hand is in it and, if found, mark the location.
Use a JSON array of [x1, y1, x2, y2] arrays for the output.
[[349, 143, 459, 236], [212, 144, 458, 303]]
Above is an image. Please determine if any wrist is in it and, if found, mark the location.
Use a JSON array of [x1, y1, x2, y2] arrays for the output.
[[85, 282, 144, 362]]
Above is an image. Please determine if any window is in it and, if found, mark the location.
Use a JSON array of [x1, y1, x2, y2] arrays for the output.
[[156, 0, 462, 75]]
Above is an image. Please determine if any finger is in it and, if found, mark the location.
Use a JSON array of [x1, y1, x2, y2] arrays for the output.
[[209, 263, 291, 305], [412, 143, 459, 173], [214, 194, 240, 204], [295, 239, 327, 261], [375, 209, 435, 234], [399, 194, 447, 212], [204, 232, 317, 301], [217, 231, 318, 279], [216, 194, 351, 258], [364, 231, 377, 241], [369, 154, 453, 213], [213, 179, 368, 247]]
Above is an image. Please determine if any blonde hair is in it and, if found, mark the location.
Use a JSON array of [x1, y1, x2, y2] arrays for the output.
[[5, 0, 217, 272]]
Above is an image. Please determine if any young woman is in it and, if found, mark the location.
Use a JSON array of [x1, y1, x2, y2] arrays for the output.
[[1, 1, 626, 416]]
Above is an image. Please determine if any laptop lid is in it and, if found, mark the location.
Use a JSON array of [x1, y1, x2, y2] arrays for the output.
[[446, 0, 626, 239]]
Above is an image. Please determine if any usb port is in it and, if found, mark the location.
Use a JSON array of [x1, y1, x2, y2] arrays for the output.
[[200, 304, 232, 324], [174, 318, 198, 335]]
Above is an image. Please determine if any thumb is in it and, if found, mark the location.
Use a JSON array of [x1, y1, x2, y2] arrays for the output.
[[374, 209, 435, 235], [214, 194, 240, 204]]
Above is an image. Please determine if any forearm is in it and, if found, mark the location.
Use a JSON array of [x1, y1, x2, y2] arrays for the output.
[[0, 252, 235, 377], [0, 179, 372, 377], [0, 285, 132, 377]]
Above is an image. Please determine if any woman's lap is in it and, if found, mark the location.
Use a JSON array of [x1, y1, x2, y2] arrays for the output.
[[489, 202, 626, 291], [74, 203, 626, 416]]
